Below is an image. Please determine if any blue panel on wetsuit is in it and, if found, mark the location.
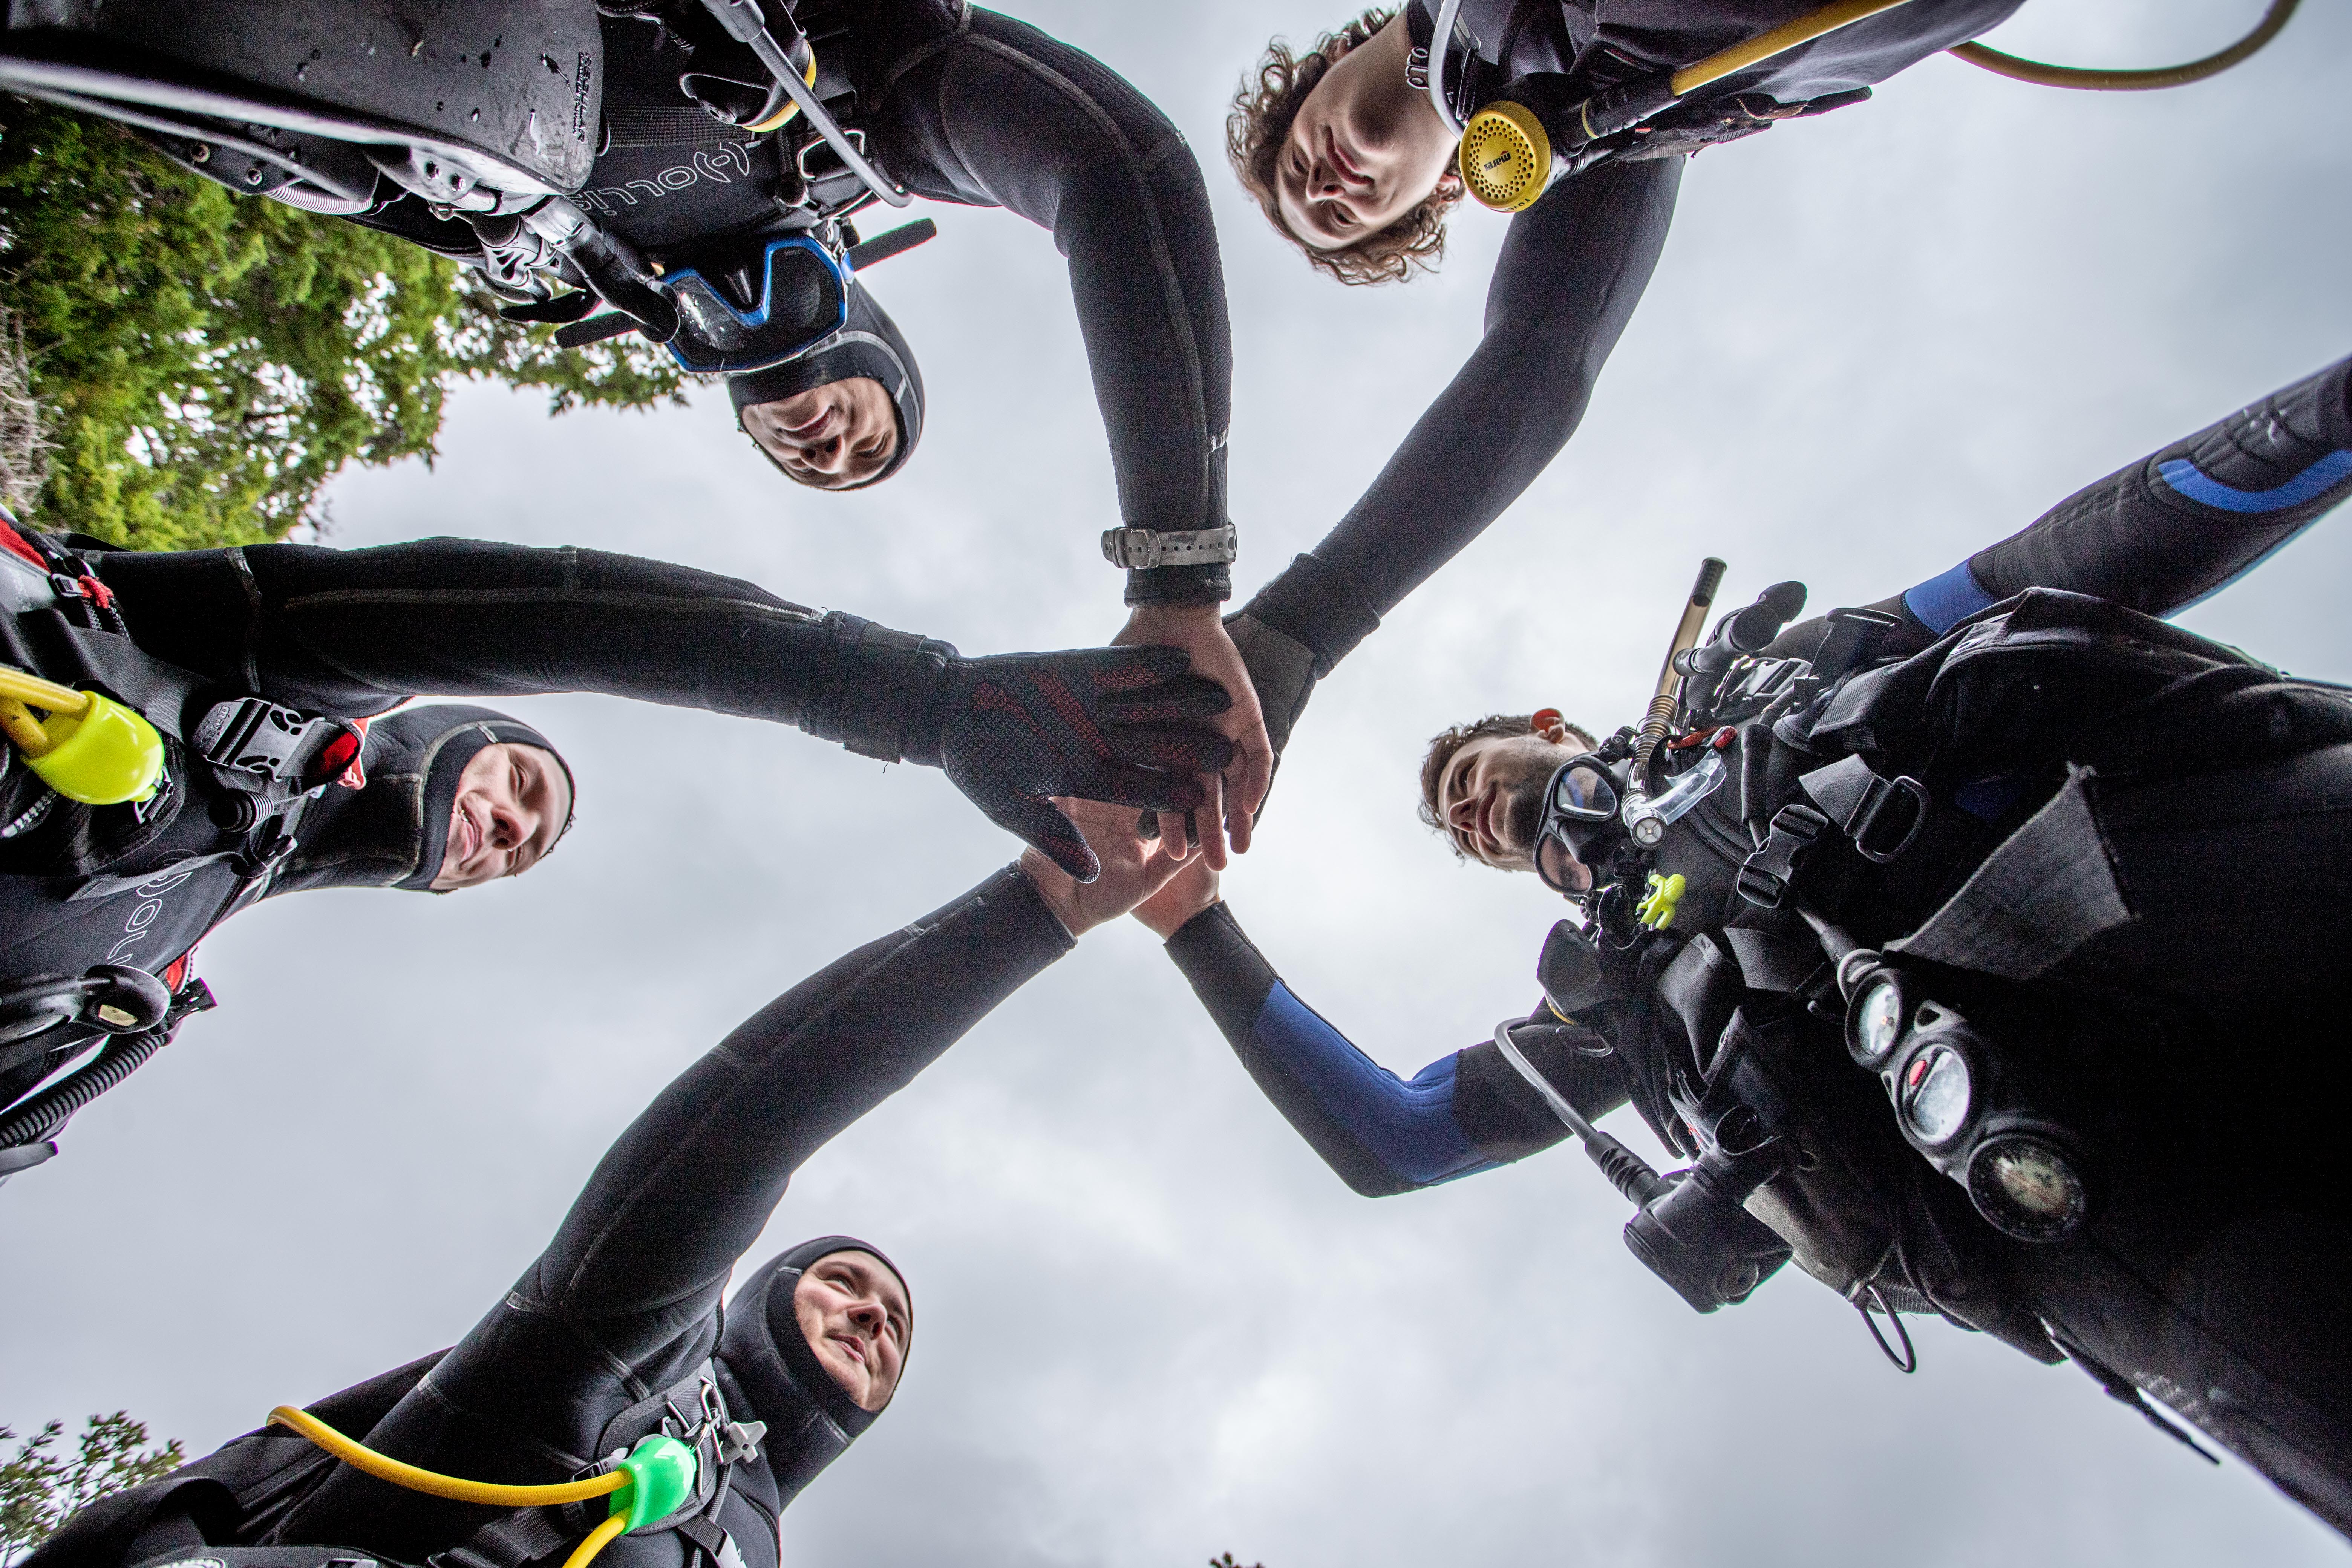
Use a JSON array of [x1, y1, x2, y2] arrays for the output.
[[1903, 560, 2000, 634], [2155, 450, 2352, 514], [1251, 983, 1494, 1187]]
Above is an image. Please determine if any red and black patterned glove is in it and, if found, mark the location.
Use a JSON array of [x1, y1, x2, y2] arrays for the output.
[[936, 645, 1230, 880], [797, 614, 1230, 880]]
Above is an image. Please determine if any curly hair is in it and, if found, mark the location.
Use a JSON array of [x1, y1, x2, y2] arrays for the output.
[[1227, 8, 1464, 287], [1418, 713, 1599, 854]]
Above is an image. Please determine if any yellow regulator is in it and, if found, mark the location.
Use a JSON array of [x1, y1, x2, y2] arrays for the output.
[[1457, 98, 1552, 213]]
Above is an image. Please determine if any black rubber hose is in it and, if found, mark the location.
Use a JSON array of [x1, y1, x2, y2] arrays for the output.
[[0, 1029, 164, 1148]]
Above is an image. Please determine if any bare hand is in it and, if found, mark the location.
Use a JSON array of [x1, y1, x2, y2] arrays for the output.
[[1133, 854, 1220, 940], [1113, 605, 1273, 870], [1020, 796, 1200, 937]]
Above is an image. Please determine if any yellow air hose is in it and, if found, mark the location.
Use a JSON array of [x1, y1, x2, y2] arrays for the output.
[[267, 1407, 629, 1508], [264, 1406, 692, 1568], [1949, 0, 2299, 90], [1668, 0, 1916, 97]]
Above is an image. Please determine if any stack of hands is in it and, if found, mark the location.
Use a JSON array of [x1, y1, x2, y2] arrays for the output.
[[1018, 797, 1221, 941], [1011, 604, 1258, 941]]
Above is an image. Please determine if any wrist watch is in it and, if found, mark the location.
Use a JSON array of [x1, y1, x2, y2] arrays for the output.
[[1100, 524, 1239, 571]]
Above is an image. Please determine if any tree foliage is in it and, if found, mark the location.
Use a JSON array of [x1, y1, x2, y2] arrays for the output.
[[0, 1413, 184, 1564], [0, 99, 685, 551]]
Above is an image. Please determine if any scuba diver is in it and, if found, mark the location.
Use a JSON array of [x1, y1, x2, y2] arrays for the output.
[[0, 0, 1274, 860], [1139, 352, 2352, 1536], [1213, 0, 2297, 757], [20, 799, 1188, 1568], [0, 518, 1230, 1183], [686, 0, 1274, 861]]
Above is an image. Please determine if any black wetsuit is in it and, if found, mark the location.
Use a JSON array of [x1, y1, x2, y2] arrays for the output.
[[586, 0, 1232, 607], [1238, 0, 2025, 690], [1168, 355, 2352, 1534], [27, 864, 1073, 1568], [0, 533, 1214, 1172], [0, 536, 855, 1001]]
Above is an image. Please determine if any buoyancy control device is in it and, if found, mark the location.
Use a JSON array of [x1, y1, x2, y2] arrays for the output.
[[0, 517, 372, 1180], [1499, 558, 2352, 1528]]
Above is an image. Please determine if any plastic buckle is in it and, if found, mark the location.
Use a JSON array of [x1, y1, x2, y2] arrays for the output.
[[193, 697, 350, 792], [1844, 773, 1930, 864], [1735, 803, 1827, 910]]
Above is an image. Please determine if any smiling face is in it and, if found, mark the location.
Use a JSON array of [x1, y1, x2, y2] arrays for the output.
[[1432, 733, 1579, 874], [741, 377, 899, 490], [430, 743, 571, 891], [1274, 14, 1461, 252], [792, 1249, 911, 1412]]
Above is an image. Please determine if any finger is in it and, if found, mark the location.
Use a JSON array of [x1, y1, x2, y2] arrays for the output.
[[1227, 723, 1276, 853], [1100, 721, 1234, 774], [1079, 644, 1192, 686], [1082, 763, 1206, 813], [994, 796, 1100, 883], [1155, 808, 1188, 861], [1196, 767, 1230, 871], [1097, 673, 1233, 722]]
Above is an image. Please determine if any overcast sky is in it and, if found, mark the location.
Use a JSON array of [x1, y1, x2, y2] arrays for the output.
[[7, 1, 2352, 1563]]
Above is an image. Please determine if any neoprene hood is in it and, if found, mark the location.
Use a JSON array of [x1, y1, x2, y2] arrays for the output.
[[272, 705, 571, 895], [716, 1234, 909, 1508], [726, 286, 925, 489]]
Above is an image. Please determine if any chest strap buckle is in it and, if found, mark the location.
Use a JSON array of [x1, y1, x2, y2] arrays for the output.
[[1736, 802, 1827, 911], [193, 697, 363, 796]]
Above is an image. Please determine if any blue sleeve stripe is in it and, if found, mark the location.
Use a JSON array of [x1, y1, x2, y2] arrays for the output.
[[2155, 449, 2352, 515], [1249, 982, 1490, 1187], [1902, 559, 2000, 635]]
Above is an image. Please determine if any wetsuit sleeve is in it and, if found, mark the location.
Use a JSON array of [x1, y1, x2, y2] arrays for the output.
[[868, 10, 1233, 609], [1240, 160, 1681, 671], [271, 865, 1072, 1559], [1162, 902, 1625, 1195], [1898, 353, 2352, 634], [90, 537, 842, 724]]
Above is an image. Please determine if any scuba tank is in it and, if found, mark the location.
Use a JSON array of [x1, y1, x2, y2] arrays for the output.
[[1510, 560, 2352, 1524]]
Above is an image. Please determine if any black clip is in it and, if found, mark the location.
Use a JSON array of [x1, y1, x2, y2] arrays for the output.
[[1736, 803, 1827, 910], [1847, 773, 1930, 864], [193, 697, 354, 795]]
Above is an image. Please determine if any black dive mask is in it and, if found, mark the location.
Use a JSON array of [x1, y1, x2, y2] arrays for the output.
[[715, 1235, 909, 1510], [726, 285, 925, 489], [1534, 753, 1625, 896], [270, 705, 573, 895]]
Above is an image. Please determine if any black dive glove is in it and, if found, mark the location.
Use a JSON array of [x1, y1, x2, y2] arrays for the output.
[[800, 613, 1233, 880]]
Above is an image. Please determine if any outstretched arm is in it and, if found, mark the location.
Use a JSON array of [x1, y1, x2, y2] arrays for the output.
[[1142, 868, 1625, 1196], [90, 537, 1232, 878], [1762, 353, 2352, 663], [870, 9, 1270, 857], [1911, 351, 2352, 630], [874, 9, 1232, 609], [1231, 160, 1683, 752], [276, 807, 1189, 1557]]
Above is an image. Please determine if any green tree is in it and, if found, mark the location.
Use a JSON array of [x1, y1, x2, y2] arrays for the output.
[[0, 1413, 184, 1564], [0, 100, 685, 551]]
